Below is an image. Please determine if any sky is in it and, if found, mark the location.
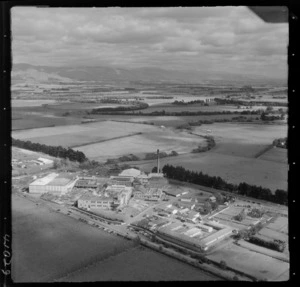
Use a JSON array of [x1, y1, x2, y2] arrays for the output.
[[11, 6, 288, 79]]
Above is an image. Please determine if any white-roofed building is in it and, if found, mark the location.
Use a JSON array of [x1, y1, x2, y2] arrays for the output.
[[37, 157, 53, 165], [119, 168, 141, 178], [29, 173, 78, 194]]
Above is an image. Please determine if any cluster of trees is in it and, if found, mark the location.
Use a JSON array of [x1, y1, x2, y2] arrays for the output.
[[233, 209, 247, 222], [233, 223, 264, 241], [145, 150, 178, 161], [105, 154, 141, 164], [247, 208, 264, 218], [90, 101, 149, 113], [261, 112, 285, 121], [192, 136, 216, 153], [248, 236, 286, 252], [188, 116, 257, 127], [12, 138, 87, 163], [172, 99, 205, 105], [273, 137, 287, 149], [145, 96, 174, 99], [161, 165, 288, 205], [215, 97, 287, 107]]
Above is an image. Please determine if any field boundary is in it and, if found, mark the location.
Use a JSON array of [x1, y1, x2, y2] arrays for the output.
[[53, 245, 139, 282], [254, 144, 274, 159], [12, 124, 56, 131], [70, 132, 143, 148]]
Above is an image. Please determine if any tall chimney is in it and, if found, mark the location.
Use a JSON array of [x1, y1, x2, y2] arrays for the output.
[[157, 149, 160, 174]]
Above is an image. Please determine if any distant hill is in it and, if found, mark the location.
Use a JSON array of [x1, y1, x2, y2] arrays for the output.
[[12, 63, 287, 86]]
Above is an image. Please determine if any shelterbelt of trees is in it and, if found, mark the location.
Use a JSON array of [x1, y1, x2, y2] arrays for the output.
[[12, 138, 87, 163], [90, 101, 149, 113], [93, 110, 263, 117], [214, 98, 288, 107], [162, 165, 288, 206]]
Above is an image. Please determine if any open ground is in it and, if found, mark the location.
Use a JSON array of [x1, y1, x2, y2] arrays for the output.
[[12, 194, 219, 282], [130, 149, 288, 192], [207, 242, 289, 281], [58, 246, 220, 281], [12, 120, 206, 161]]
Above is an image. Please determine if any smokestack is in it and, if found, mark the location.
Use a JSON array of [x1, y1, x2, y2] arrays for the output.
[[157, 149, 160, 174]]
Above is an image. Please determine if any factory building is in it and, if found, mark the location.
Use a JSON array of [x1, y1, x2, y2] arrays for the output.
[[105, 186, 133, 207], [200, 227, 233, 250], [29, 173, 77, 194], [119, 168, 141, 178], [185, 210, 201, 223], [77, 194, 114, 210], [75, 177, 98, 189], [163, 188, 188, 197], [109, 176, 134, 187], [37, 157, 53, 165], [197, 224, 213, 233], [133, 187, 163, 201]]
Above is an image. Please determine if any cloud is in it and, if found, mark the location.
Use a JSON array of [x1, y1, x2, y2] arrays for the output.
[[11, 6, 288, 79]]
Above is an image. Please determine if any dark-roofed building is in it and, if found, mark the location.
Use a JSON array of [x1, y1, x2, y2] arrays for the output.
[[109, 176, 134, 187], [75, 177, 98, 189]]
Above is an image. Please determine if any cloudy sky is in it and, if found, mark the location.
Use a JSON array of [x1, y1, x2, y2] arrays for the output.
[[12, 6, 288, 79]]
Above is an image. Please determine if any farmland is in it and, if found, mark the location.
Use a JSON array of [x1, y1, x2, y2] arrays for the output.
[[12, 193, 134, 282], [12, 120, 206, 161], [258, 147, 288, 164], [12, 99, 58, 107], [192, 123, 287, 158], [129, 122, 288, 192], [58, 246, 219, 282], [131, 150, 288, 192]]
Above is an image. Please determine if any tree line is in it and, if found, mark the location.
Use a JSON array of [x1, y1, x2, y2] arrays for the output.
[[12, 138, 87, 163], [96, 109, 263, 117], [161, 164, 288, 205], [214, 97, 287, 107]]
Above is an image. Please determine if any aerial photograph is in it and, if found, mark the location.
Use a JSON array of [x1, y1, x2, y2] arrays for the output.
[[10, 6, 289, 282]]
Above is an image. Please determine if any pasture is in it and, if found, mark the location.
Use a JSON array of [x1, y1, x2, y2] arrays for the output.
[[76, 128, 204, 162], [58, 246, 219, 281], [12, 120, 161, 147], [12, 120, 205, 161], [207, 242, 289, 281], [259, 147, 288, 164], [193, 123, 287, 158], [12, 99, 57, 107], [131, 151, 288, 192], [12, 110, 83, 130], [12, 194, 134, 282]]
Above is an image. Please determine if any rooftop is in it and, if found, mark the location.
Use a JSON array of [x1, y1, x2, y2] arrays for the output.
[[30, 173, 59, 186], [49, 177, 74, 186], [79, 194, 114, 202], [119, 168, 141, 177], [110, 176, 133, 182], [163, 187, 185, 196]]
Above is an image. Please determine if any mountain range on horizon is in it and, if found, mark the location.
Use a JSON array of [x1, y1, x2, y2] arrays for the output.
[[12, 63, 287, 86]]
